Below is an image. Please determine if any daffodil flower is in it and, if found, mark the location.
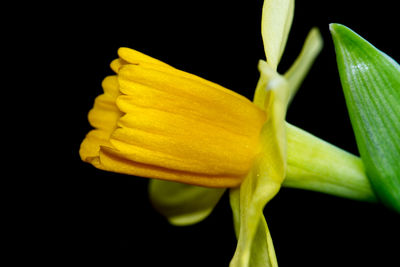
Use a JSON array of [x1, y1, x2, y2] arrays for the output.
[[80, 0, 378, 266], [79, 46, 266, 188]]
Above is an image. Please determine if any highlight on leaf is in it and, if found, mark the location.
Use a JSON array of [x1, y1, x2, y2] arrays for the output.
[[330, 23, 400, 212]]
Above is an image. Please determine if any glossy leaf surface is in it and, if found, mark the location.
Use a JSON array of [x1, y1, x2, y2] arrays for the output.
[[331, 24, 400, 212]]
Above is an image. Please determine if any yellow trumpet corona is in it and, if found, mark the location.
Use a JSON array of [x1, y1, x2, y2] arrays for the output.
[[80, 47, 267, 188]]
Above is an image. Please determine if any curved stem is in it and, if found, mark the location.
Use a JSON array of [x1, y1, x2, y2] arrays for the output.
[[284, 123, 377, 202]]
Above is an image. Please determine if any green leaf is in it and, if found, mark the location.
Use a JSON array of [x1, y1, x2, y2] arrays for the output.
[[330, 23, 400, 212], [149, 179, 225, 226]]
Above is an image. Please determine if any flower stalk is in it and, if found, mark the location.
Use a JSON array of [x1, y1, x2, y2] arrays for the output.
[[284, 123, 377, 202]]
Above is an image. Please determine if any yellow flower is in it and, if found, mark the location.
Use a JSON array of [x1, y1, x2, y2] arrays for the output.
[[80, 47, 268, 188], [80, 0, 375, 266], [80, 1, 318, 266]]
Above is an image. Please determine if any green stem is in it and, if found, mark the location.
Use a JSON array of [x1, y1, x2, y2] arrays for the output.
[[284, 123, 377, 202]]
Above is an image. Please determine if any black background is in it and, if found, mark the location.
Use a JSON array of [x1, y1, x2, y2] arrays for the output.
[[25, 1, 400, 266]]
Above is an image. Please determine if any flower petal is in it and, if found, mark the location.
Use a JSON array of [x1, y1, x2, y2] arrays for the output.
[[79, 129, 113, 163], [94, 62, 267, 187], [229, 65, 290, 267], [250, 216, 278, 267], [262, 0, 294, 70], [81, 48, 268, 188], [110, 58, 128, 73], [256, 61, 290, 161], [252, 60, 279, 110], [284, 28, 323, 103], [118, 47, 172, 67], [149, 179, 225, 226], [87, 76, 122, 130], [97, 146, 243, 187], [80, 75, 122, 163], [230, 177, 279, 267]]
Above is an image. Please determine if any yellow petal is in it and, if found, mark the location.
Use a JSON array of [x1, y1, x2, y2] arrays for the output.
[[262, 0, 294, 70], [112, 47, 174, 74], [116, 78, 265, 136], [117, 63, 253, 103], [79, 129, 113, 163], [101, 75, 120, 98], [80, 49, 267, 188], [97, 146, 243, 187], [109, 131, 251, 176], [80, 75, 122, 163], [110, 118, 256, 176], [110, 58, 129, 73], [87, 76, 122, 131], [118, 47, 172, 67]]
